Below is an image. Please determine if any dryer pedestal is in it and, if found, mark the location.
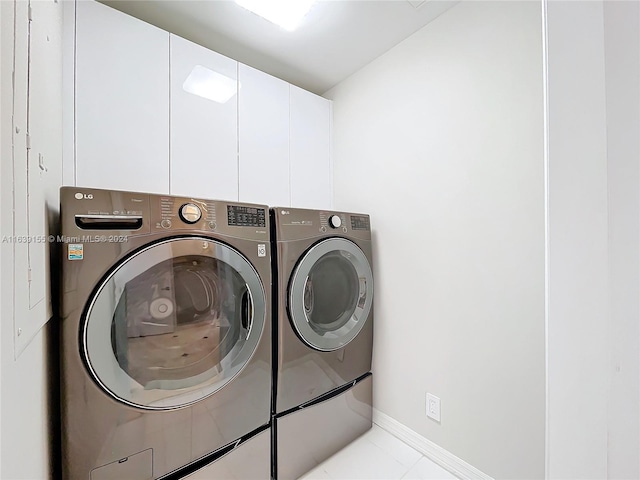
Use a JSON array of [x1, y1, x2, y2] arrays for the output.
[[275, 373, 372, 480]]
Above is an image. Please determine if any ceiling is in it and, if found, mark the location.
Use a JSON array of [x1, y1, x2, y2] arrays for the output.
[[101, 0, 458, 95]]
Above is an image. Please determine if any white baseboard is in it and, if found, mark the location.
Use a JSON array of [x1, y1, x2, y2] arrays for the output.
[[372, 409, 493, 480]]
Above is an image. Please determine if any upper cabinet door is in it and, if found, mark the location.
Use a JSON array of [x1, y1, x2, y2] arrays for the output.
[[238, 64, 290, 207], [170, 35, 238, 201], [75, 1, 169, 194], [290, 86, 332, 209]]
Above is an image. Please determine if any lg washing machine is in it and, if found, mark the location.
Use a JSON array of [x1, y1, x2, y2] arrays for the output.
[[60, 187, 271, 479], [271, 207, 374, 480]]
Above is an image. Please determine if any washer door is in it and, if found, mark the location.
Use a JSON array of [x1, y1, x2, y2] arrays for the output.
[[289, 238, 373, 351], [82, 237, 266, 410]]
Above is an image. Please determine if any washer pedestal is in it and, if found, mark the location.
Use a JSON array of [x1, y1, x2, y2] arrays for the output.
[[184, 428, 271, 480]]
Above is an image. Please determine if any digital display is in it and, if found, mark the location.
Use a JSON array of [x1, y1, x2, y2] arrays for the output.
[[350, 215, 370, 231], [227, 205, 266, 227]]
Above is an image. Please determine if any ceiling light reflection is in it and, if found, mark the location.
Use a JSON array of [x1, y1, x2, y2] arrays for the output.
[[182, 65, 237, 104]]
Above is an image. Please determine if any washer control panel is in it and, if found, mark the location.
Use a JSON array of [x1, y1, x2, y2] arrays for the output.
[[153, 196, 216, 232], [227, 205, 266, 227], [62, 187, 270, 241], [149, 195, 268, 240]]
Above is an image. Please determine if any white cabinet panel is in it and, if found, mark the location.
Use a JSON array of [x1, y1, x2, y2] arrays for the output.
[[62, 0, 75, 187], [238, 64, 290, 207], [75, 1, 169, 194], [70, 2, 333, 208], [290, 86, 332, 209], [170, 35, 238, 201]]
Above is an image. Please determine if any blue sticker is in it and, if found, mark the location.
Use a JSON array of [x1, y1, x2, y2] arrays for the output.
[[68, 244, 83, 260]]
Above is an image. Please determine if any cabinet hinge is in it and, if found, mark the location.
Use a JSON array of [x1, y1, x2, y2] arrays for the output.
[[27, 268, 32, 283], [26, 133, 31, 150], [28, 4, 33, 21]]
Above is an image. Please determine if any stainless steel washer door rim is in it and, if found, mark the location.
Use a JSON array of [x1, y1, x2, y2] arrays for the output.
[[289, 238, 373, 352], [82, 236, 266, 410]]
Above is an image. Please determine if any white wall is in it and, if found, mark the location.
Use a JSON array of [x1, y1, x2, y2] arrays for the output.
[[545, 3, 640, 476], [0, 1, 5, 473], [0, 3, 14, 476], [545, 2, 610, 477], [603, 1, 640, 478], [325, 2, 545, 478], [0, 1, 63, 478]]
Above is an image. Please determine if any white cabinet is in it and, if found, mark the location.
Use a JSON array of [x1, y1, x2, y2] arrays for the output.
[[68, 1, 332, 208], [290, 86, 332, 209], [238, 64, 290, 207], [75, 1, 169, 194], [170, 34, 238, 201], [237, 66, 332, 208]]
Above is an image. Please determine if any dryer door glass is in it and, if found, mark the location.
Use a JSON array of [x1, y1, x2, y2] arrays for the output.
[[83, 237, 266, 410], [289, 238, 373, 351]]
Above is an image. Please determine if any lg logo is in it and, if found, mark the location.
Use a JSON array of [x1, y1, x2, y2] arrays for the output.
[[281, 210, 290, 215], [74, 193, 93, 200]]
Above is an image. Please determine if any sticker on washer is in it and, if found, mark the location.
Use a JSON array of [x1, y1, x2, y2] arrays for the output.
[[257, 244, 266, 257], [68, 244, 83, 260]]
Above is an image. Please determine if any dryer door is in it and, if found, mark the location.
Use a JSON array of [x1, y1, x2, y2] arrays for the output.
[[82, 237, 266, 410], [289, 238, 373, 352]]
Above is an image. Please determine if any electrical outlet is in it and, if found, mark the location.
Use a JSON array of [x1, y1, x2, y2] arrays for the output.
[[426, 393, 441, 422]]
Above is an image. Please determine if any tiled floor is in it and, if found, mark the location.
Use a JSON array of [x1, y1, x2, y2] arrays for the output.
[[299, 425, 458, 480]]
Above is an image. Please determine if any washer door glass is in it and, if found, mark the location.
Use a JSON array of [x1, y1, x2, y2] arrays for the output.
[[83, 237, 265, 410], [289, 238, 373, 351]]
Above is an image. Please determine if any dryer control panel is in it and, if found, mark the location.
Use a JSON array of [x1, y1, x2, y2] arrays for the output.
[[350, 215, 370, 231], [273, 207, 371, 242]]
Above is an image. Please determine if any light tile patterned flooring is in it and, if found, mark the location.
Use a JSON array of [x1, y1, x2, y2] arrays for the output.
[[299, 425, 458, 480]]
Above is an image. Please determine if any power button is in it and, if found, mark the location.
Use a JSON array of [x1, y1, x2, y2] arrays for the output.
[[160, 219, 172, 229]]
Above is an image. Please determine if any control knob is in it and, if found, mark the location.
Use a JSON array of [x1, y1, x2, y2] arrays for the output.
[[328, 215, 342, 229], [179, 203, 202, 224]]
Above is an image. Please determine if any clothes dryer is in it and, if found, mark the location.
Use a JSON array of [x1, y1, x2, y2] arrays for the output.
[[271, 207, 374, 479], [60, 187, 271, 479]]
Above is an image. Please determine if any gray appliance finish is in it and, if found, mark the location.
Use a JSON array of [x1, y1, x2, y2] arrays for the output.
[[183, 427, 271, 480], [60, 187, 272, 479], [275, 373, 372, 480], [272, 207, 374, 414]]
